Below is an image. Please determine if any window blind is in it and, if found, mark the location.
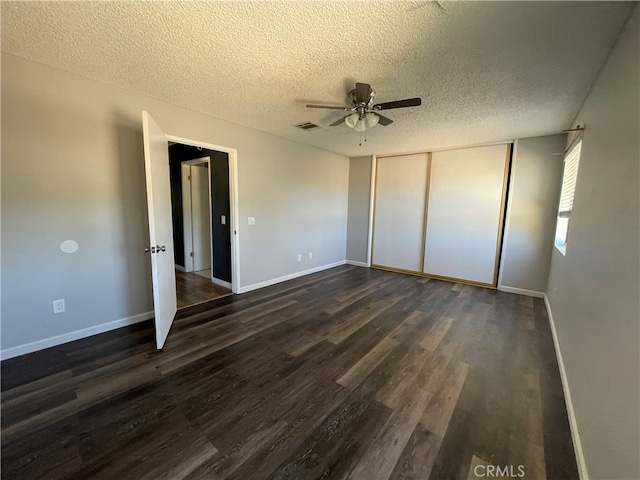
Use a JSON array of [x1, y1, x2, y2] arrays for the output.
[[558, 140, 581, 218]]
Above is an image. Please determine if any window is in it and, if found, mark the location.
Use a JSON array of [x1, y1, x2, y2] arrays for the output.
[[554, 139, 582, 254]]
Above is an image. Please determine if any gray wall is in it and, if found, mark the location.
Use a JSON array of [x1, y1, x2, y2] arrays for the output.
[[499, 135, 564, 293], [345, 156, 373, 265], [1, 53, 349, 353], [546, 8, 639, 479]]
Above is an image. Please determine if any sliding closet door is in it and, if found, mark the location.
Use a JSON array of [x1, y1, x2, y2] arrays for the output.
[[372, 153, 429, 272], [423, 144, 510, 286]]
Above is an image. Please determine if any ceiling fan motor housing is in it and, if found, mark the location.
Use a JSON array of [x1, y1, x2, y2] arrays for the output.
[[349, 88, 375, 107]]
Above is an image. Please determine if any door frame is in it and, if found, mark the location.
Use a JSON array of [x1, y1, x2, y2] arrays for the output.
[[181, 157, 213, 274], [166, 135, 240, 294]]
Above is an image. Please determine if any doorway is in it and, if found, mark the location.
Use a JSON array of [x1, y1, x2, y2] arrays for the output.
[[181, 159, 212, 275], [142, 111, 240, 347], [168, 143, 234, 308]]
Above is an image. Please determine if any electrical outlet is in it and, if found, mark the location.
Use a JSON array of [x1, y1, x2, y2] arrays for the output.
[[53, 299, 66, 314], [308, 252, 313, 259], [297, 254, 302, 262]]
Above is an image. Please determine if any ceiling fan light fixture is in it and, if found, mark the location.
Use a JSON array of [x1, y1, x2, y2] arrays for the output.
[[365, 112, 379, 128], [354, 119, 366, 132], [345, 113, 359, 128]]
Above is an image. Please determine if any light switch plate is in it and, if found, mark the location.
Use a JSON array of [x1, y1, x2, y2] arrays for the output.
[[248, 217, 255, 225], [221, 215, 226, 225]]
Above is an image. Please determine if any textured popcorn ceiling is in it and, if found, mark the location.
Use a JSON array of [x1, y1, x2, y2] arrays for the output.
[[2, 1, 635, 157]]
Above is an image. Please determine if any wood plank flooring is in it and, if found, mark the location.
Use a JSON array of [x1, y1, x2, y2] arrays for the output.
[[176, 269, 232, 308], [1, 266, 579, 479]]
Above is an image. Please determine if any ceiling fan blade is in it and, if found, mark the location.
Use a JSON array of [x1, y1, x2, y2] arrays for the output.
[[374, 113, 393, 126], [373, 97, 422, 110], [306, 104, 349, 110], [355, 83, 372, 104], [329, 115, 349, 126]]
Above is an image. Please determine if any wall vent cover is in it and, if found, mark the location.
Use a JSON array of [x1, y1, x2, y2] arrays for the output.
[[293, 122, 320, 130]]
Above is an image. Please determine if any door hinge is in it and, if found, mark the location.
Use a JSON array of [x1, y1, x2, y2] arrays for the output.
[[190, 252, 194, 257], [188, 175, 191, 181]]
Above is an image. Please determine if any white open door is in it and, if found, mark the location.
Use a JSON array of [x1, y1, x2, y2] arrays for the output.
[[142, 111, 177, 349]]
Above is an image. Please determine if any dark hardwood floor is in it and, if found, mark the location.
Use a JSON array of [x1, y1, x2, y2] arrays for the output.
[[176, 269, 232, 308], [1, 266, 578, 479]]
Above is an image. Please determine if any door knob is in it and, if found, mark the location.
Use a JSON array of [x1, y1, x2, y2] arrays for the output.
[[157, 245, 166, 252], [144, 246, 157, 253]]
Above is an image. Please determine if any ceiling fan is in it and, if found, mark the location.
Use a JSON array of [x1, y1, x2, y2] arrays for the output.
[[306, 82, 422, 131]]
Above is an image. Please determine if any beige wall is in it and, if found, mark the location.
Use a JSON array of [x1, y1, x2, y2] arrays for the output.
[[499, 135, 565, 294], [546, 8, 639, 479], [345, 156, 372, 265], [1, 53, 349, 353]]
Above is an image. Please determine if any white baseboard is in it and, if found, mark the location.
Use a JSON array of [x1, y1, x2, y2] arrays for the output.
[[237, 260, 346, 294], [175, 264, 186, 272], [0, 311, 154, 361], [497, 285, 544, 298], [544, 294, 589, 480], [212, 277, 232, 289], [346, 260, 369, 268]]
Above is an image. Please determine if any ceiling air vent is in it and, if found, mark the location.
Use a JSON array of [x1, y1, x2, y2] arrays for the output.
[[294, 122, 320, 130]]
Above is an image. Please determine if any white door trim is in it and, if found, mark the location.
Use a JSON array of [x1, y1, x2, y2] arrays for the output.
[[181, 163, 194, 272], [166, 135, 240, 294], [366, 155, 377, 267]]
